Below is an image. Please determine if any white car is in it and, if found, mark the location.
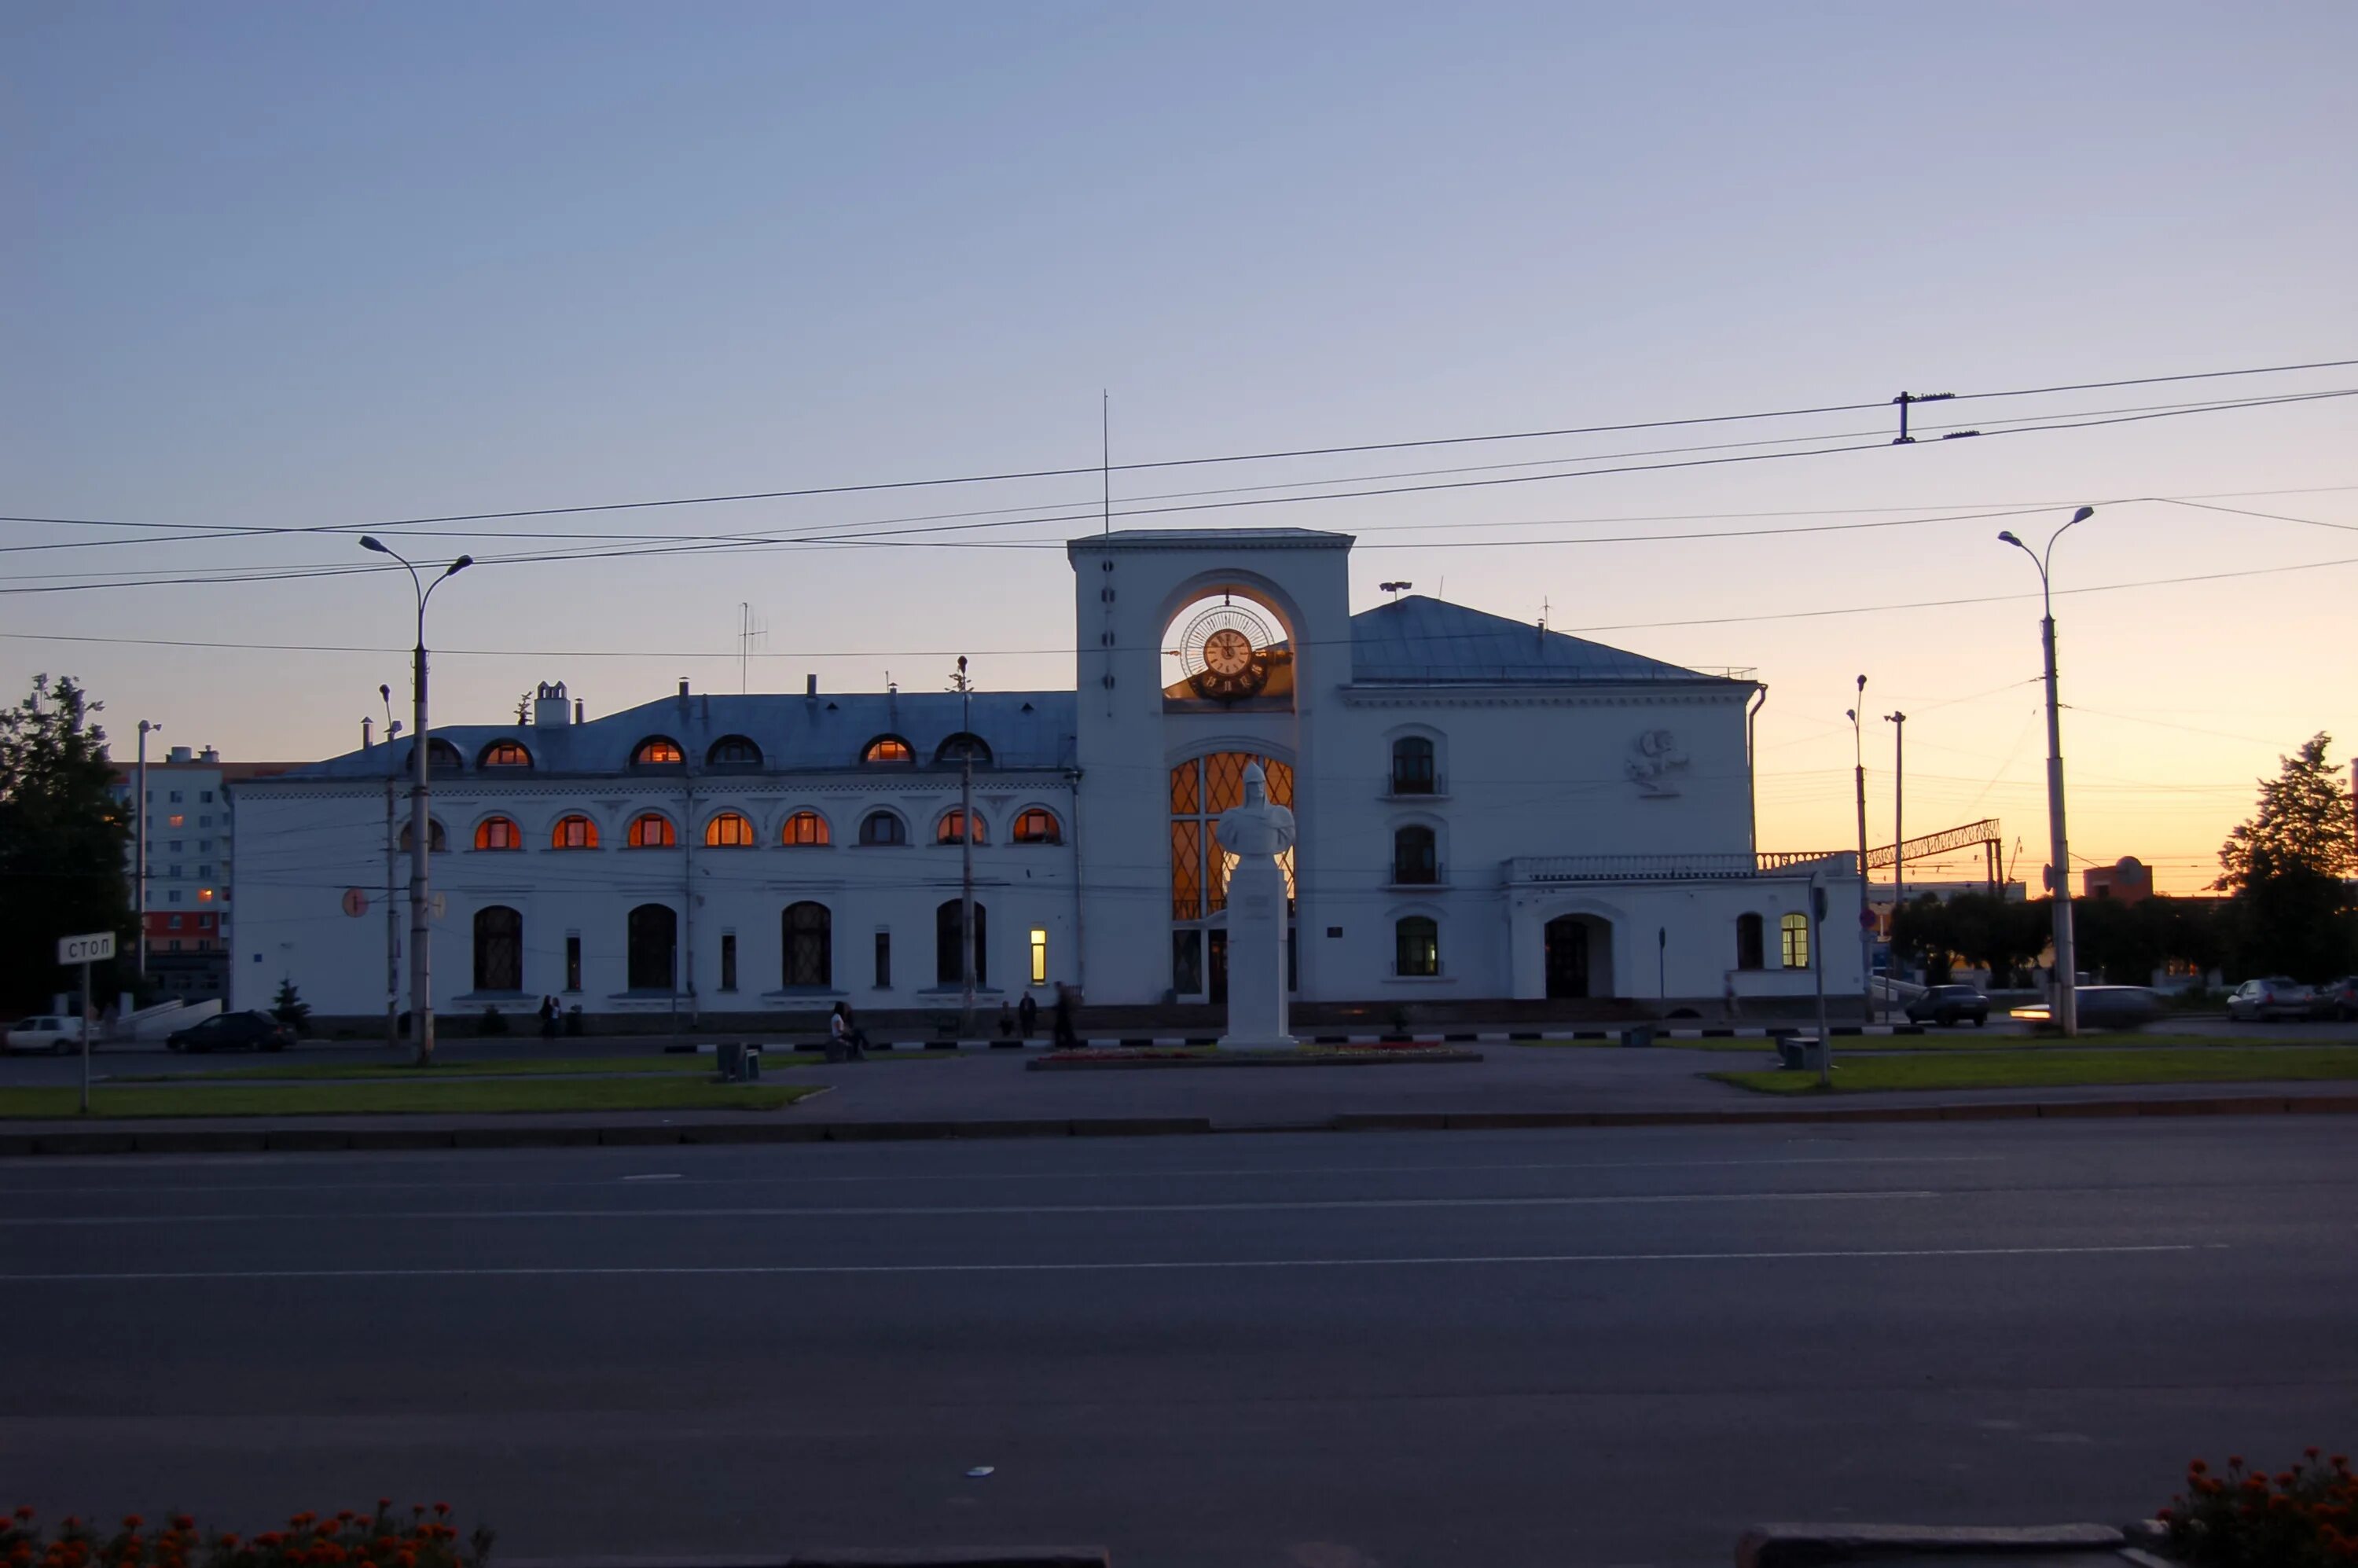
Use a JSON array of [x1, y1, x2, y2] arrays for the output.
[[5, 1015, 92, 1054], [2224, 977, 2316, 1022]]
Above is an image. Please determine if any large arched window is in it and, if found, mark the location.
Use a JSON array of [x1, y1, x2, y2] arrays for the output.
[[1395, 916, 1439, 978], [631, 736, 685, 768], [781, 810, 831, 846], [1391, 824, 1438, 885], [707, 735, 762, 769], [935, 808, 987, 845], [935, 898, 987, 988], [473, 905, 522, 992], [397, 819, 449, 853], [474, 816, 522, 851], [409, 739, 464, 773], [858, 810, 906, 846], [1390, 736, 1437, 795], [1012, 807, 1062, 845], [935, 733, 991, 767], [1780, 912, 1811, 969], [861, 736, 914, 765], [626, 812, 678, 849], [479, 740, 532, 769], [703, 811, 756, 848], [627, 904, 678, 991], [551, 813, 599, 850], [1735, 913, 1765, 971], [783, 902, 832, 988]]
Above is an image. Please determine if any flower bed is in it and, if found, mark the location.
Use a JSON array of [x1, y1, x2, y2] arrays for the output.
[[2162, 1450, 2356, 1566], [5, 1504, 493, 1568]]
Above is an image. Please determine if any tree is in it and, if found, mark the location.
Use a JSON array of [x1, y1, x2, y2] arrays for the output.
[[0, 675, 134, 1015], [1895, 891, 2050, 988], [2213, 733, 2357, 981], [270, 979, 312, 1032]]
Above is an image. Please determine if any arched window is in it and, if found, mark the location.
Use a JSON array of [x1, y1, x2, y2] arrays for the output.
[[631, 736, 685, 767], [1012, 807, 1062, 845], [935, 898, 987, 988], [1780, 912, 1811, 969], [626, 813, 678, 848], [397, 819, 449, 853], [627, 904, 678, 991], [935, 809, 988, 845], [1390, 736, 1437, 795], [474, 816, 523, 851], [704, 811, 756, 847], [551, 813, 600, 850], [1395, 916, 1439, 978], [935, 732, 991, 767], [781, 810, 831, 846], [1735, 913, 1765, 971], [858, 810, 906, 846], [861, 736, 914, 765], [409, 739, 464, 773], [1391, 824, 1438, 885], [472, 906, 522, 992], [783, 902, 832, 988], [479, 740, 532, 769], [706, 735, 762, 769]]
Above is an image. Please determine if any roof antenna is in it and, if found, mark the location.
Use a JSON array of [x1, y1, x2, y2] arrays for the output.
[[1101, 390, 1111, 536]]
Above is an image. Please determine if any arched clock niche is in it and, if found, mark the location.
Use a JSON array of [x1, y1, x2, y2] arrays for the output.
[[1160, 595, 1296, 709]]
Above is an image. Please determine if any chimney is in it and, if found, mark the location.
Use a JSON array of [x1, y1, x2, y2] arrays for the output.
[[167, 745, 193, 764], [362, 717, 374, 751], [574, 698, 584, 724], [678, 678, 690, 699], [533, 681, 572, 728], [200, 747, 219, 763], [806, 674, 817, 697]]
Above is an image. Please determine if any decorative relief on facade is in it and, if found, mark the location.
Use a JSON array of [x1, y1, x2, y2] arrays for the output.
[[1626, 729, 1689, 798]]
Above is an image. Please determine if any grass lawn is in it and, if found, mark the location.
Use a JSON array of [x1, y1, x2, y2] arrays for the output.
[[0, 1077, 824, 1120], [1714, 1045, 2358, 1095], [1686, 1031, 2310, 1053]]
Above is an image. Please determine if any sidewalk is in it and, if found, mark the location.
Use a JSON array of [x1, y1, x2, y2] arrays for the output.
[[5, 1041, 2355, 1156]]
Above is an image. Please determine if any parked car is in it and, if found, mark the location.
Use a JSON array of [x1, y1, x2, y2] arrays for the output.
[[5, 1015, 91, 1055], [2320, 977, 2358, 1022], [165, 1010, 295, 1053], [1905, 984, 1990, 1027], [2224, 977, 2317, 1023], [2007, 986, 2164, 1030]]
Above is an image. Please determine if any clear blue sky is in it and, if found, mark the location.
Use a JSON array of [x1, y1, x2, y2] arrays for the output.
[[9, 2, 2355, 890]]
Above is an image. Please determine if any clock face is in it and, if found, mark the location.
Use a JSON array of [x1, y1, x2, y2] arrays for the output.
[[1174, 604, 1276, 701]]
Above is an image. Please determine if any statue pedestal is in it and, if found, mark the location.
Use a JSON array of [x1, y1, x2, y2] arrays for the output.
[[1218, 854, 1294, 1050]]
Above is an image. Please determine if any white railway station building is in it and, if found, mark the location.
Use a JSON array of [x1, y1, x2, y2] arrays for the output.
[[231, 529, 1863, 1025]]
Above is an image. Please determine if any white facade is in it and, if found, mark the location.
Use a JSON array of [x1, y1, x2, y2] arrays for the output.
[[232, 529, 1862, 1023]]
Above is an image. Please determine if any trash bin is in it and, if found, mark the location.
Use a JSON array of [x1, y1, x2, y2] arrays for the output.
[[715, 1041, 744, 1081], [1776, 1036, 1828, 1072], [1621, 1024, 1655, 1048], [744, 1045, 760, 1081]]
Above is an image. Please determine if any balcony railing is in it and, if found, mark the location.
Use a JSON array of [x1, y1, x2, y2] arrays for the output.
[[1509, 850, 1857, 883]]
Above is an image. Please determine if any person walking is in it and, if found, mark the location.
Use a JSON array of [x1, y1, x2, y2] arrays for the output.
[[830, 1001, 869, 1061], [1017, 990, 1038, 1041], [1051, 982, 1080, 1051], [538, 995, 559, 1041]]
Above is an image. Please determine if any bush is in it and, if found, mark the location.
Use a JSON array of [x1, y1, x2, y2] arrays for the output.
[[478, 1005, 507, 1037], [2, 1504, 493, 1568], [2163, 1450, 2356, 1566], [269, 979, 310, 1032]]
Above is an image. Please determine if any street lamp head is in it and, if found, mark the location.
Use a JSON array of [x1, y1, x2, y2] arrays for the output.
[[1996, 530, 2022, 547], [1844, 708, 1856, 722], [360, 535, 389, 554], [2070, 505, 2094, 524], [448, 556, 473, 574]]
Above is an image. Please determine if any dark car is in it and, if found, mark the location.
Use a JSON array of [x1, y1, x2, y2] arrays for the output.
[[2324, 977, 2358, 1022], [166, 1010, 295, 1053], [1904, 984, 1989, 1027]]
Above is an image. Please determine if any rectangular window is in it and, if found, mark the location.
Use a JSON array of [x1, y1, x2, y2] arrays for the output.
[[564, 934, 582, 993], [199, 815, 211, 827], [1029, 927, 1048, 986], [169, 841, 183, 852], [199, 839, 212, 852], [200, 791, 214, 803], [197, 865, 213, 878], [169, 940, 182, 953], [719, 931, 738, 992], [168, 865, 182, 877], [167, 890, 182, 905], [873, 930, 891, 989], [169, 790, 182, 802], [1780, 913, 1810, 969], [168, 915, 183, 931], [167, 814, 184, 828]]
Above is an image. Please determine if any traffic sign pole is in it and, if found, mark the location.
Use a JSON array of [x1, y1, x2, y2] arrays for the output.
[[56, 931, 117, 1116], [79, 957, 93, 1114]]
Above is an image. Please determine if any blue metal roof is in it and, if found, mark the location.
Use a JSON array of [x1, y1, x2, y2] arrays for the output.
[[287, 689, 1078, 780], [1347, 596, 1735, 685]]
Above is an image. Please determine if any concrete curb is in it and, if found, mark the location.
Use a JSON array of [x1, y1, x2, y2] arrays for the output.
[[1737, 1521, 2127, 1566], [5, 1093, 2355, 1159], [680, 1025, 1930, 1053], [1026, 1049, 1485, 1070]]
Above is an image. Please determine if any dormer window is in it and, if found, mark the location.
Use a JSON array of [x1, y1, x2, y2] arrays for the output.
[[935, 733, 991, 767], [631, 737, 685, 768], [479, 740, 532, 769], [861, 736, 914, 765], [707, 735, 762, 769]]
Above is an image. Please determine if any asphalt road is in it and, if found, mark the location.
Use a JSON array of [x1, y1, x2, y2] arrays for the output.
[[4, 1120, 2354, 1568]]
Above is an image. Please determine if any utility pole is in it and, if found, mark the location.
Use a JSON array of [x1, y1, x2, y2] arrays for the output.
[[2000, 506, 2095, 1037], [1886, 710, 1907, 1003], [381, 686, 400, 1053], [134, 720, 158, 983], [953, 655, 976, 1034], [1847, 678, 1870, 1025]]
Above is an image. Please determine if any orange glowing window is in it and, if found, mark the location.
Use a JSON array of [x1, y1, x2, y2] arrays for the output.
[[476, 816, 522, 850], [861, 736, 914, 765], [781, 810, 831, 846], [1013, 808, 1061, 844], [552, 814, 600, 850], [197, 888, 215, 904], [631, 737, 685, 766], [480, 740, 532, 768], [626, 813, 678, 849], [704, 812, 755, 847], [936, 809, 987, 845]]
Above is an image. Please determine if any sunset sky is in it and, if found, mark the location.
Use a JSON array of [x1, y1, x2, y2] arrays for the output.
[[10, 2, 2355, 894]]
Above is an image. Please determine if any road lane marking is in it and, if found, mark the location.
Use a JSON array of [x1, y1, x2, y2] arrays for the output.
[[0, 1189, 1939, 1226], [0, 1243, 2209, 1283]]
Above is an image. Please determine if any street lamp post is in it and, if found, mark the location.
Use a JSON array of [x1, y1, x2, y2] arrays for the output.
[[135, 719, 159, 983], [1846, 679, 1870, 1023], [360, 537, 472, 1066], [1998, 505, 2095, 1038]]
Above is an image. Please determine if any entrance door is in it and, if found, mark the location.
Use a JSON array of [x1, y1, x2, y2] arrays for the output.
[[1207, 928, 1229, 1005], [1544, 916, 1590, 1000]]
